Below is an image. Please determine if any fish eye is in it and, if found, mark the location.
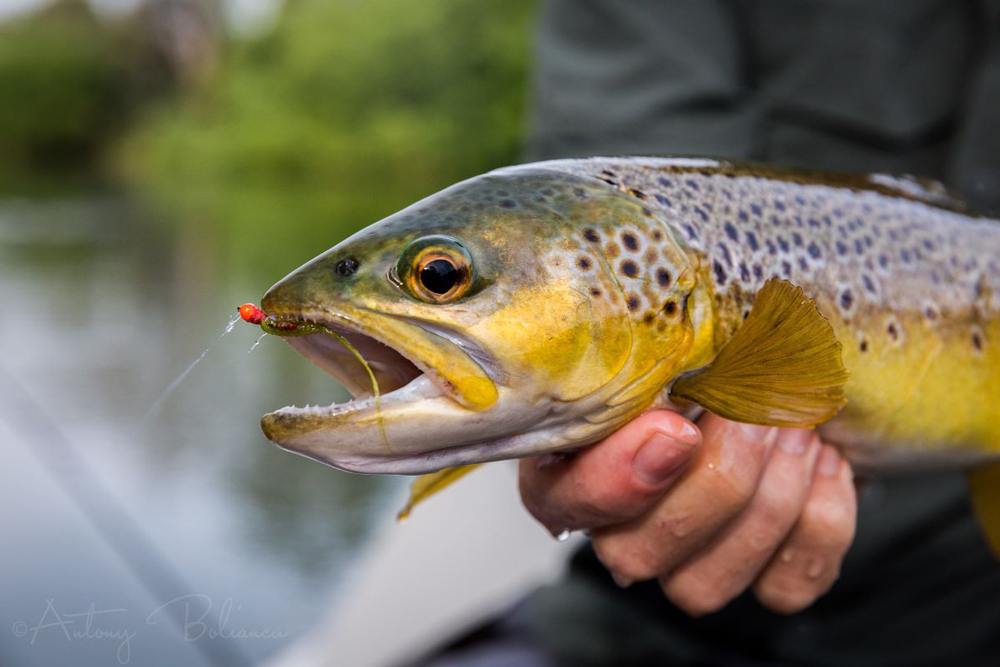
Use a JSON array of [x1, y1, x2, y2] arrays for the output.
[[420, 258, 458, 294], [396, 235, 474, 303]]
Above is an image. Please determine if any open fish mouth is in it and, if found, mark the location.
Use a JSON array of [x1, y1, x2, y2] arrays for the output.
[[264, 313, 440, 417], [258, 307, 509, 473]]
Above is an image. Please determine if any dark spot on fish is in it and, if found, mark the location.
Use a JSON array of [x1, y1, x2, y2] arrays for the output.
[[718, 243, 733, 266], [840, 290, 854, 310], [644, 249, 658, 263], [683, 224, 698, 241], [500, 199, 516, 208], [766, 240, 777, 255], [629, 188, 647, 200], [724, 222, 739, 242], [685, 179, 699, 190], [774, 200, 786, 212], [887, 323, 899, 341], [626, 294, 641, 311], [743, 310, 750, 321], [740, 263, 751, 282], [753, 264, 763, 279], [836, 241, 848, 256], [655, 194, 672, 207], [657, 177, 673, 188], [746, 232, 759, 251], [622, 232, 640, 252], [901, 249, 911, 263], [642, 207, 653, 217], [808, 218, 820, 228], [973, 332, 984, 351], [738, 210, 749, 223], [924, 306, 937, 320], [663, 300, 677, 315], [807, 242, 822, 259], [589, 287, 601, 297], [713, 261, 727, 283], [782, 261, 792, 277], [792, 232, 803, 247], [693, 206, 709, 222], [583, 228, 599, 243], [577, 256, 592, 271], [860, 339, 868, 352], [574, 188, 587, 199], [878, 254, 889, 269], [652, 229, 663, 241], [862, 274, 876, 293], [656, 268, 672, 288], [606, 242, 621, 259], [643, 311, 655, 324], [750, 203, 762, 216], [620, 259, 640, 277], [798, 257, 808, 271]]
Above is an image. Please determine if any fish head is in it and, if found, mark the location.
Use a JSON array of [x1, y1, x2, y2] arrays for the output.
[[259, 165, 704, 473]]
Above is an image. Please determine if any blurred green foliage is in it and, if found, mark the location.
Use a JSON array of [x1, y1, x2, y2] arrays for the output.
[[119, 0, 536, 273], [0, 1, 170, 174], [123, 0, 535, 192]]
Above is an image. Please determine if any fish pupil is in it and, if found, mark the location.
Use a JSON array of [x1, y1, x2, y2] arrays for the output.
[[420, 259, 458, 294]]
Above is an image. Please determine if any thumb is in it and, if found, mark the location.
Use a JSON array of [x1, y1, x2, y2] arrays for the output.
[[518, 410, 702, 533]]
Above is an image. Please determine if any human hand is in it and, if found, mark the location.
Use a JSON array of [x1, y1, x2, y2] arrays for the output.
[[519, 410, 856, 615]]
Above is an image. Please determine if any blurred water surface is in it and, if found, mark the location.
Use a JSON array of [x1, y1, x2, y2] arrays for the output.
[[0, 183, 404, 665]]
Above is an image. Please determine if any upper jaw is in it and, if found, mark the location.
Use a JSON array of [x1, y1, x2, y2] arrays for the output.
[[259, 303, 499, 412]]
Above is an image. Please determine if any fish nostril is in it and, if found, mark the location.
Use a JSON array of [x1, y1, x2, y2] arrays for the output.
[[336, 256, 360, 277]]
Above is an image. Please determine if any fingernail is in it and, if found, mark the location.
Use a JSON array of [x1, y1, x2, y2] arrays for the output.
[[777, 429, 812, 455], [817, 445, 841, 477], [672, 420, 701, 445], [633, 433, 692, 486]]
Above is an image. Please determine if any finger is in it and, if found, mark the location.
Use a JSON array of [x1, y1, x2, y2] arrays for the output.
[[592, 414, 778, 584], [753, 445, 857, 614], [662, 430, 821, 616], [518, 410, 701, 533]]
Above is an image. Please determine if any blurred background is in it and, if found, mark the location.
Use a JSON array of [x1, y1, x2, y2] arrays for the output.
[[0, 1, 550, 665]]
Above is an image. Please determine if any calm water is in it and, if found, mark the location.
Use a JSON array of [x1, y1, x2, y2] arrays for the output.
[[0, 186, 400, 666]]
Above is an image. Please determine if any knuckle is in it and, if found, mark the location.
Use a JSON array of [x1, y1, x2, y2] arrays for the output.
[[663, 574, 734, 617], [593, 537, 662, 583], [800, 498, 856, 551], [754, 579, 819, 615], [712, 466, 758, 513]]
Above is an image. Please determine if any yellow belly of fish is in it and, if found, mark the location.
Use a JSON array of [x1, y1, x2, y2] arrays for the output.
[[819, 302, 1000, 472]]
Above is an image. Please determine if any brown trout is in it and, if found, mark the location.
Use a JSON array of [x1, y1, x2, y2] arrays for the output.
[[252, 158, 1000, 547]]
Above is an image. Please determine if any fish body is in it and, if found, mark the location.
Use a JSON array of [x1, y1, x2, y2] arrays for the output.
[[257, 158, 1000, 480]]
